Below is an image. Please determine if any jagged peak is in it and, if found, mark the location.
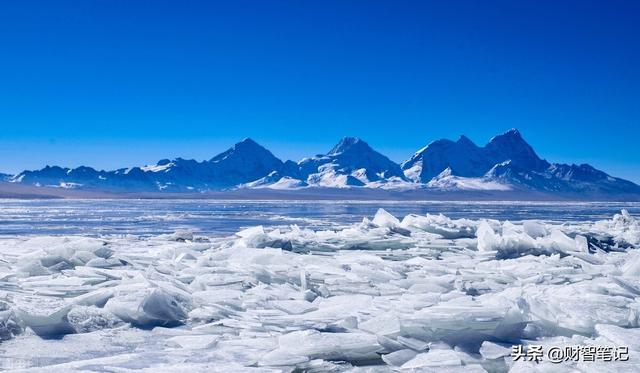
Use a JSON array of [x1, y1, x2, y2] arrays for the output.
[[487, 128, 523, 144], [414, 130, 520, 158], [156, 159, 172, 166], [435, 167, 453, 178], [484, 128, 551, 171], [483, 160, 513, 178], [219, 137, 269, 155], [456, 135, 475, 145], [420, 138, 454, 151], [234, 137, 262, 149], [210, 137, 279, 163], [9, 129, 639, 195], [410, 136, 474, 160], [327, 137, 369, 155]]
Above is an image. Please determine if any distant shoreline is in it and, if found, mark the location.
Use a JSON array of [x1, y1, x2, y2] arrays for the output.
[[1, 182, 639, 202]]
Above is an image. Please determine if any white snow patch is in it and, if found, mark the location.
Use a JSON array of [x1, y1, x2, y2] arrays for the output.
[[427, 168, 512, 191]]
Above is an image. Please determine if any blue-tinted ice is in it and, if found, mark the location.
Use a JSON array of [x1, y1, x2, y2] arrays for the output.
[[0, 201, 639, 371]]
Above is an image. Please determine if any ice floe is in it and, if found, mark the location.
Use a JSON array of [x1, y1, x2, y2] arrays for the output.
[[0, 209, 639, 371]]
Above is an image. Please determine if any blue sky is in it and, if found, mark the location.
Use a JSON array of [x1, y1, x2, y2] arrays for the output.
[[1, 0, 639, 182]]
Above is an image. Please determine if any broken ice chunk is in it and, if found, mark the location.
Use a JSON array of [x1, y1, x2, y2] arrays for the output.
[[401, 213, 476, 239], [0, 306, 23, 341], [85, 257, 122, 268], [479, 341, 512, 359], [274, 330, 382, 362], [372, 209, 400, 228], [158, 230, 194, 242], [67, 306, 123, 333], [596, 324, 640, 351], [258, 350, 310, 366], [270, 300, 317, 315], [70, 250, 97, 265], [166, 334, 219, 349], [381, 349, 418, 367], [623, 252, 640, 277], [17, 260, 50, 276], [523, 220, 548, 238], [16, 305, 75, 337], [71, 288, 115, 308], [401, 349, 462, 369], [105, 282, 192, 327], [359, 313, 401, 336], [371, 209, 411, 236], [236, 226, 265, 239], [397, 336, 430, 351], [476, 221, 499, 252]]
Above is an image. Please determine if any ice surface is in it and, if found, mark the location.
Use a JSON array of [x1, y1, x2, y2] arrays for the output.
[[401, 349, 462, 369], [0, 209, 639, 371]]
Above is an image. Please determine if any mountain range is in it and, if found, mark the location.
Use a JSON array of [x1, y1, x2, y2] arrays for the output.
[[4, 129, 640, 198]]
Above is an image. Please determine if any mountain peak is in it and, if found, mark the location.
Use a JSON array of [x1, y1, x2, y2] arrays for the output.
[[456, 135, 475, 146], [297, 137, 406, 184], [234, 137, 262, 149], [505, 128, 520, 136], [436, 167, 453, 178], [328, 137, 368, 155], [209, 138, 272, 162], [487, 128, 523, 144], [401, 135, 487, 182], [156, 159, 172, 166], [8, 129, 639, 197], [485, 128, 548, 170]]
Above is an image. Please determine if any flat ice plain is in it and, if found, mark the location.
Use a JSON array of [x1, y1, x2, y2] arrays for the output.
[[1, 200, 640, 372]]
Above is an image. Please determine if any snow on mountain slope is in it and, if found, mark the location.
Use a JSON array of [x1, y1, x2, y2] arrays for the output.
[[11, 138, 289, 192], [266, 177, 308, 190], [241, 171, 308, 190], [207, 138, 285, 187], [484, 128, 549, 171], [7, 130, 640, 197], [298, 137, 407, 187], [400, 135, 492, 182], [486, 160, 640, 194], [401, 128, 548, 183], [366, 176, 423, 190], [305, 164, 366, 188], [401, 128, 639, 195], [13, 165, 142, 190], [426, 167, 512, 191]]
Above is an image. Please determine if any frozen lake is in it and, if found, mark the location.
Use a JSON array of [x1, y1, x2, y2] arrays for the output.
[[0, 200, 639, 371], [1, 199, 639, 236]]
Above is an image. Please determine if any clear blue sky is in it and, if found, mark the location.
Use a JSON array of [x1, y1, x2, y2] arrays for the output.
[[1, 0, 639, 182]]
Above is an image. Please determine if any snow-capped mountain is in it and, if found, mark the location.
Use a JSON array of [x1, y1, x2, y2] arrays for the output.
[[484, 129, 550, 171], [401, 129, 548, 183], [486, 160, 640, 194], [6, 129, 640, 198], [206, 138, 287, 187], [401, 135, 492, 182], [426, 167, 512, 191], [11, 138, 291, 192], [402, 128, 640, 195], [297, 137, 408, 188], [241, 171, 308, 190], [401, 129, 640, 194]]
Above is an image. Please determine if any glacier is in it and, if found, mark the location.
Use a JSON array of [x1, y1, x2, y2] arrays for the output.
[[1, 208, 640, 371]]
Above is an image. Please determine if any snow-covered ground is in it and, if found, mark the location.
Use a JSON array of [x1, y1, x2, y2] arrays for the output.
[[1, 206, 640, 371]]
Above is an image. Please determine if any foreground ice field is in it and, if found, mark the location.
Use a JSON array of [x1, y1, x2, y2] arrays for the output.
[[1, 208, 640, 372]]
